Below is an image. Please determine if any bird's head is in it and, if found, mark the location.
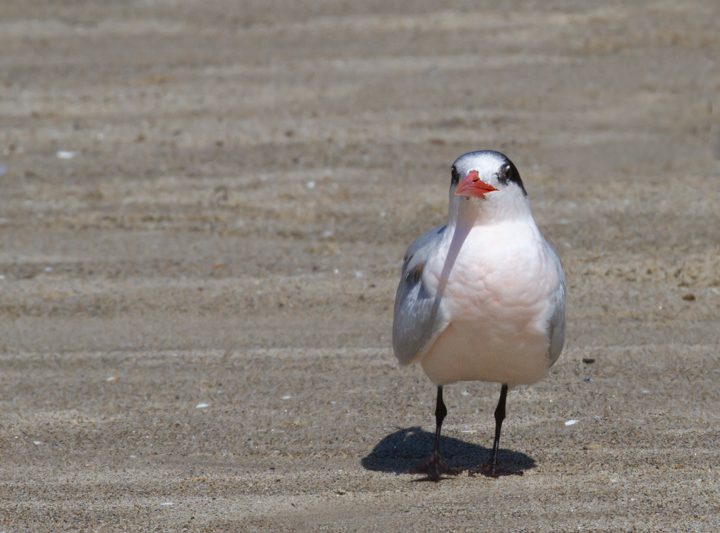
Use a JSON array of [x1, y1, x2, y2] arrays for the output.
[[448, 151, 530, 224]]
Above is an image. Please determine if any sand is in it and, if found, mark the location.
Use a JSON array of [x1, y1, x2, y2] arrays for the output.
[[0, 0, 719, 530]]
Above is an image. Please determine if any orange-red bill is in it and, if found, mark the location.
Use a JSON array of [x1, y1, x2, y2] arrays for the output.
[[454, 170, 498, 199]]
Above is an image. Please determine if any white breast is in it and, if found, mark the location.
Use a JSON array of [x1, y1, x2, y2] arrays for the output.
[[419, 221, 560, 386]]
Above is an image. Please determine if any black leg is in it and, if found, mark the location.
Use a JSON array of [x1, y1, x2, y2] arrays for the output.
[[469, 383, 521, 478], [433, 385, 447, 456], [410, 385, 459, 481], [488, 383, 508, 476]]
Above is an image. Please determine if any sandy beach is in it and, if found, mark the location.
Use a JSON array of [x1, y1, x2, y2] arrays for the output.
[[0, 0, 719, 530]]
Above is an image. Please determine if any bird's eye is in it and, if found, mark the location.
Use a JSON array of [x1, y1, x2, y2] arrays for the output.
[[497, 164, 510, 185], [451, 166, 460, 185]]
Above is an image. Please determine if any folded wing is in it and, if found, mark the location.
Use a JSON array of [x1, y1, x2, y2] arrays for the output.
[[392, 225, 450, 366], [543, 241, 566, 367]]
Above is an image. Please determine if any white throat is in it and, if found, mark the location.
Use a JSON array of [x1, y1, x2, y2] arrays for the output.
[[448, 188, 534, 230]]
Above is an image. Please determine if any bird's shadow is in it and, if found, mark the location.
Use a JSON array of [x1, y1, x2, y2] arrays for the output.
[[361, 426, 536, 476]]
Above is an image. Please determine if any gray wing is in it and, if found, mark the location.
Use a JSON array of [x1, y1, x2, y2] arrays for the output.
[[392, 225, 449, 366], [544, 242, 566, 367]]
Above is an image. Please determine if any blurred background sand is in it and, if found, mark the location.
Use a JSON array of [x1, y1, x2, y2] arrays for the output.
[[0, 0, 719, 530]]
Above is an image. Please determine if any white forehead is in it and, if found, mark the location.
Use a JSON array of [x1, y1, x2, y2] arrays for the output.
[[453, 151, 506, 177]]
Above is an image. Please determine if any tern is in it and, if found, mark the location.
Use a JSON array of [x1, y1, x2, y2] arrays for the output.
[[392, 150, 566, 480]]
